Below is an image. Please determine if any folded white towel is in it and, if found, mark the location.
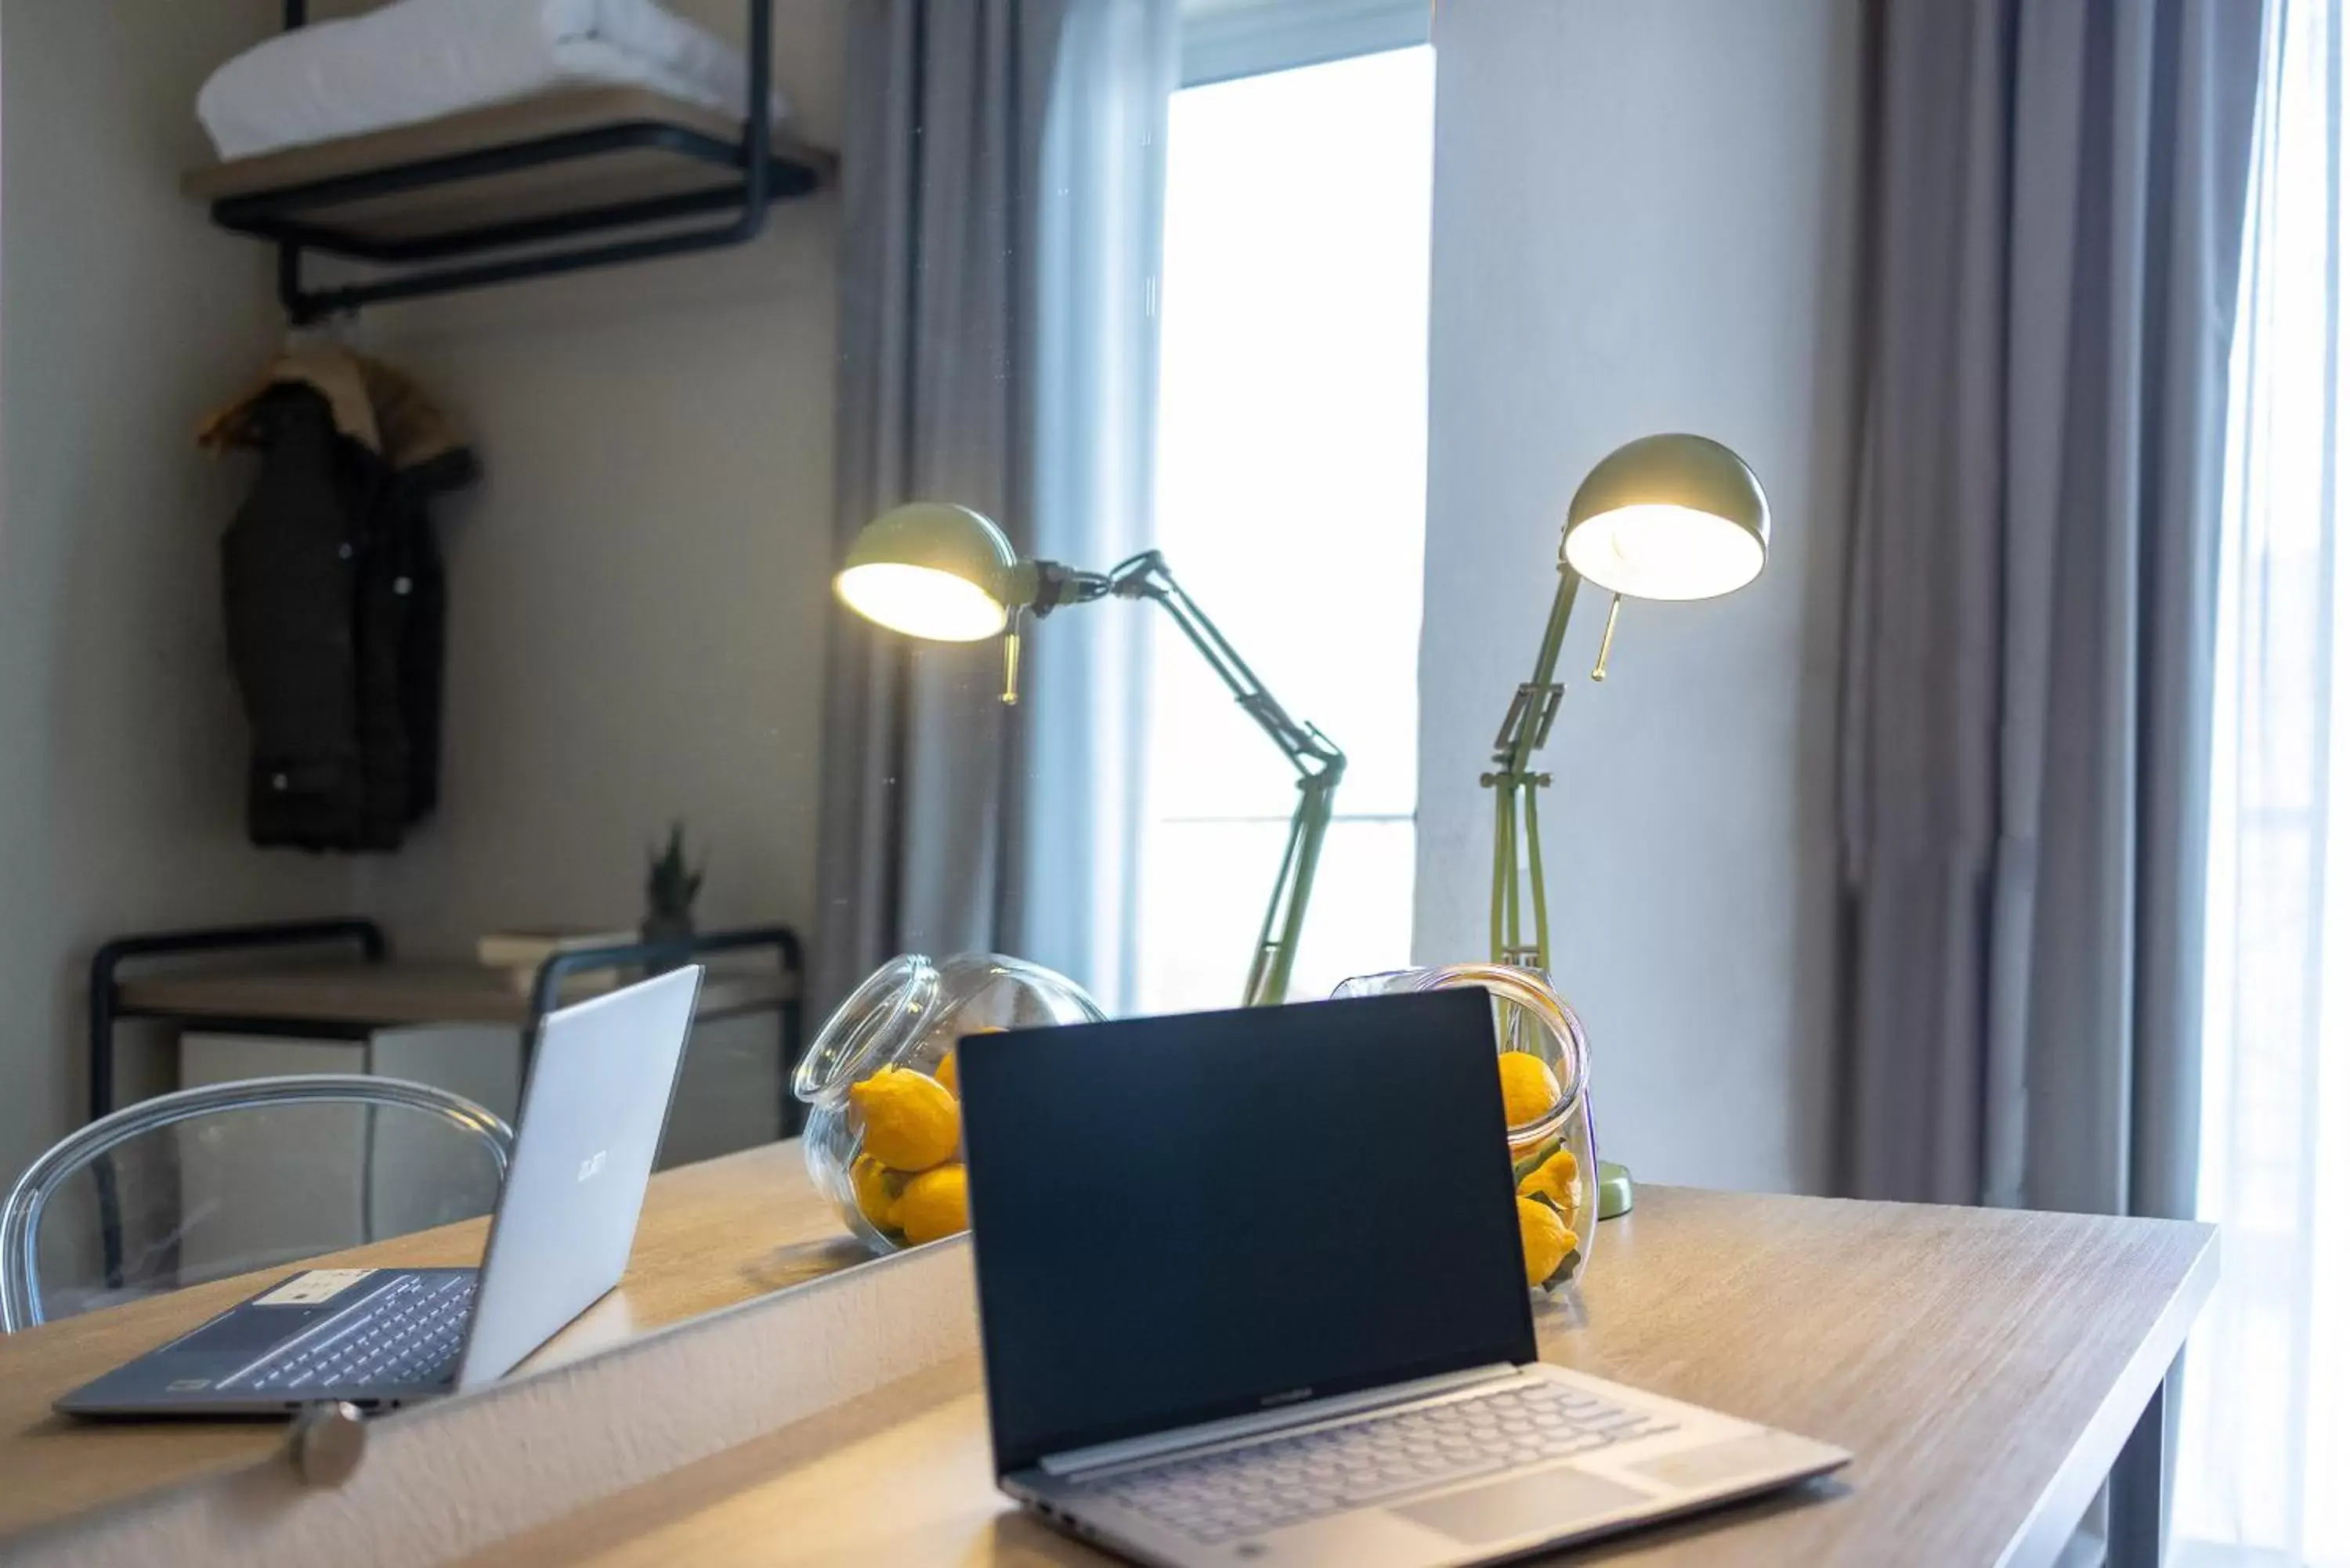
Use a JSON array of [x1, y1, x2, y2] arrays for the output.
[[197, 0, 792, 161]]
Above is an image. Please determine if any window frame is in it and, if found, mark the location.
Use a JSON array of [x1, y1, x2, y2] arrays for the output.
[[1179, 0, 1431, 89]]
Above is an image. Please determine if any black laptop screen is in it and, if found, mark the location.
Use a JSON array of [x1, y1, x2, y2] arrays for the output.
[[959, 990, 1538, 1475]]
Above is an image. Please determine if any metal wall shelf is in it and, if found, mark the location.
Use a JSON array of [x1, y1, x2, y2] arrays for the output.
[[185, 0, 827, 322]]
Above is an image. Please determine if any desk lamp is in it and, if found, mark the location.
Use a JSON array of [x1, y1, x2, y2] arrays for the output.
[[837, 503, 1344, 1008], [1483, 433, 1770, 1219]]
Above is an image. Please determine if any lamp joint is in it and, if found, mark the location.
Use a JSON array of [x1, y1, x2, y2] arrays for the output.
[[1030, 559, 1111, 617]]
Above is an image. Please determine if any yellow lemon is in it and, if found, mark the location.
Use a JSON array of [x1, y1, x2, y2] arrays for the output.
[[849, 1067, 960, 1172], [1517, 1147, 1582, 1210], [1517, 1195, 1572, 1289], [850, 1154, 906, 1232], [1496, 1051, 1563, 1129], [897, 1164, 970, 1245]]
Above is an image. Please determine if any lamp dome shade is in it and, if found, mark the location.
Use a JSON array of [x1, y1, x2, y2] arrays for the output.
[[1560, 434, 1770, 602], [835, 503, 1031, 642]]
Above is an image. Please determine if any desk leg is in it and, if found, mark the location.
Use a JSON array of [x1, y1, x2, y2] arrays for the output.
[[87, 968, 124, 1285], [2108, 1367, 2171, 1567], [780, 995, 804, 1136]]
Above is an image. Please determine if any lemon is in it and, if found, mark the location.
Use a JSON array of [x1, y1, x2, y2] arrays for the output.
[[897, 1164, 970, 1245], [850, 1154, 906, 1232], [1517, 1195, 1572, 1288], [1517, 1147, 1582, 1210], [1496, 1051, 1563, 1129], [849, 1067, 960, 1172]]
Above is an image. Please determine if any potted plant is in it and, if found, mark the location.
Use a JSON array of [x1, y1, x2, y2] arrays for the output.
[[642, 821, 705, 966]]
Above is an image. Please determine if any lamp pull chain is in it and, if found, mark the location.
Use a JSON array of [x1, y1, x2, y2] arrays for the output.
[[1000, 615, 1024, 706], [1591, 594, 1623, 682]]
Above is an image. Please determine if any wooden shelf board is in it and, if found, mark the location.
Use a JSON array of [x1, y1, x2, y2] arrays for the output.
[[183, 85, 834, 251]]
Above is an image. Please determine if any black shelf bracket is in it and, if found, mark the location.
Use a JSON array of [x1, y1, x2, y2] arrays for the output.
[[244, 0, 806, 322]]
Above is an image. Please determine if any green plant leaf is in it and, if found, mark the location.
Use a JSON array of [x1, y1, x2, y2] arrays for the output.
[[1539, 1247, 1582, 1292], [1510, 1138, 1563, 1184]]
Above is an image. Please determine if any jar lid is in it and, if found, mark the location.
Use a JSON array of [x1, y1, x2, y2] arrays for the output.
[[793, 954, 942, 1103]]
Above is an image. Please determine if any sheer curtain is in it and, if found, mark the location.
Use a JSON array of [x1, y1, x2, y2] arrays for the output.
[[2178, 2, 2350, 1563], [815, 0, 1175, 1013]]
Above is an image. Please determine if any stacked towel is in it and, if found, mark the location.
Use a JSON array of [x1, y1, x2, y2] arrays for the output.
[[197, 0, 792, 161]]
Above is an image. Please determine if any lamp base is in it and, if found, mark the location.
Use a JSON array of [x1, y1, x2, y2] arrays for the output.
[[1596, 1160, 1635, 1221]]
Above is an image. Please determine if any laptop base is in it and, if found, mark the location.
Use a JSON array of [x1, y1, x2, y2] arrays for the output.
[[55, 1266, 476, 1418], [1007, 1364, 1846, 1568]]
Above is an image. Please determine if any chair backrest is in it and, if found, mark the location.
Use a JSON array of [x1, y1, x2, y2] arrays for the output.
[[0, 1075, 514, 1332]]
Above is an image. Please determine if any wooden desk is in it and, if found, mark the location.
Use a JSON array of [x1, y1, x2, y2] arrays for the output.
[[87, 918, 803, 1124], [0, 1141, 859, 1544], [456, 1188, 2216, 1568], [0, 1169, 2215, 1567], [115, 961, 797, 1031]]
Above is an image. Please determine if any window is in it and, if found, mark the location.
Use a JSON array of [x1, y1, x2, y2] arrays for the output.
[[2178, 4, 2350, 1562], [1133, 45, 1436, 1013]]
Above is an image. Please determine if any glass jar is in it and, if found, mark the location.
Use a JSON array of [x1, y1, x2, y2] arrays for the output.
[[794, 952, 1106, 1255], [1333, 964, 1599, 1292]]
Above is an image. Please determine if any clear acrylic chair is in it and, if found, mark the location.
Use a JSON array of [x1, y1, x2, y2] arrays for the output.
[[1, 1075, 513, 1332]]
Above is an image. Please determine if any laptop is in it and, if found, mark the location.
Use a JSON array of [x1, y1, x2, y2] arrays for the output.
[[958, 990, 1849, 1568], [58, 966, 702, 1418]]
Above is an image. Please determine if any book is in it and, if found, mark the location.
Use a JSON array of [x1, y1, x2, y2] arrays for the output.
[[496, 967, 621, 999], [476, 927, 640, 970]]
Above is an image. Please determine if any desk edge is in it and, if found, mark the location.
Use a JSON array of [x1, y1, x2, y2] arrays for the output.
[[1995, 1222, 2219, 1567]]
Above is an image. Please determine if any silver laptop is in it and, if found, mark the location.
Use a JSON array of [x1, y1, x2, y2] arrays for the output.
[[958, 991, 1849, 1568], [58, 966, 701, 1418]]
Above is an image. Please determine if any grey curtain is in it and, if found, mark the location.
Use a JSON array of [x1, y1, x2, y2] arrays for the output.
[[1838, 0, 2263, 1217], [815, 0, 1174, 1015], [1015, 0, 1174, 1014]]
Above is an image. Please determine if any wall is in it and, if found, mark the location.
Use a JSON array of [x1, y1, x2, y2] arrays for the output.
[[0, 0, 352, 1185], [346, 0, 844, 970], [1415, 0, 1863, 1194]]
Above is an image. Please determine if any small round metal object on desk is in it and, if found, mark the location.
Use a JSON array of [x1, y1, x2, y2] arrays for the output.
[[287, 1400, 367, 1487], [1596, 1159, 1636, 1220]]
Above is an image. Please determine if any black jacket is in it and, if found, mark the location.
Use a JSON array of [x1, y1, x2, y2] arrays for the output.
[[208, 354, 476, 851]]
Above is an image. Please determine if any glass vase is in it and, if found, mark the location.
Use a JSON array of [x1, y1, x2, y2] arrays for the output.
[[794, 952, 1105, 1255], [1334, 963, 1599, 1292]]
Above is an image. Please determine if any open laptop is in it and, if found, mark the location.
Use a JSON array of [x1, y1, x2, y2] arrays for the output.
[[958, 990, 1849, 1568], [58, 965, 702, 1418]]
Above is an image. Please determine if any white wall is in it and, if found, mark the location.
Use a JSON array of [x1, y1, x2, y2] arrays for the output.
[[0, 0, 351, 1184], [1415, 0, 1862, 1194], [347, 0, 844, 966]]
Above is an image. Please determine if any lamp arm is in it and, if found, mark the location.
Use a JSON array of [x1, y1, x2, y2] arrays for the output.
[[1106, 552, 1345, 782], [1246, 767, 1340, 1007], [1104, 551, 1347, 1007], [1481, 560, 1587, 970]]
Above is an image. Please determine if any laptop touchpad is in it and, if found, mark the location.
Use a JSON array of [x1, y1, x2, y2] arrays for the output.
[[1394, 1468, 1652, 1544]]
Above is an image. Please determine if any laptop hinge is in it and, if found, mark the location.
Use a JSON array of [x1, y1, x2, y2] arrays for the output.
[[1040, 1363, 1524, 1479]]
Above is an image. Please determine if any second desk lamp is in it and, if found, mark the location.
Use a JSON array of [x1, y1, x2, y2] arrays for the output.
[[1484, 433, 1771, 1219], [836, 504, 1343, 1010]]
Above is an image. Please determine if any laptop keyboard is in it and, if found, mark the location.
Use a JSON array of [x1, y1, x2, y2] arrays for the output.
[[1084, 1379, 1678, 1545], [224, 1274, 476, 1394]]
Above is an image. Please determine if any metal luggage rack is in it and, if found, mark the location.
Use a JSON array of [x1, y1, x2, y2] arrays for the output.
[[203, 0, 826, 323]]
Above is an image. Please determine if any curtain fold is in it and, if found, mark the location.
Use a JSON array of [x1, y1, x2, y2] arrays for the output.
[[815, 0, 1173, 1015], [1839, 0, 2262, 1216], [1008, 0, 1176, 1014]]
